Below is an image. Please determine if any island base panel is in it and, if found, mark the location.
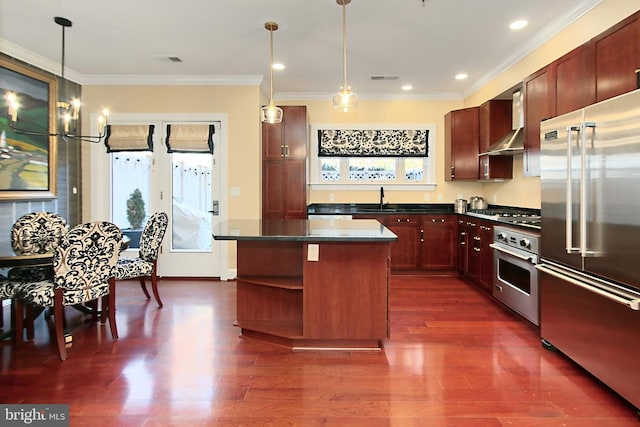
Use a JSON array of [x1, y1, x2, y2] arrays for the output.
[[236, 281, 303, 337], [303, 242, 390, 340], [239, 328, 382, 350]]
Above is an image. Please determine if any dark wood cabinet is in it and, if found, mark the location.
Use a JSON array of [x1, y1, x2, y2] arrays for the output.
[[523, 65, 556, 177], [262, 106, 308, 219], [457, 217, 468, 273], [465, 219, 481, 281], [419, 215, 457, 271], [445, 107, 479, 181], [478, 99, 513, 180], [555, 43, 596, 116], [235, 237, 391, 349], [457, 216, 494, 295], [385, 215, 420, 271], [478, 221, 495, 294], [354, 213, 457, 272], [594, 13, 640, 103]]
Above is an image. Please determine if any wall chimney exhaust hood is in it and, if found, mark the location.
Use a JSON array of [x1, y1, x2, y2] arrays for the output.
[[480, 91, 524, 156]]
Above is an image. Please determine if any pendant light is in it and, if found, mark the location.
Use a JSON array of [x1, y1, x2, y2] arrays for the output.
[[332, 0, 358, 112], [5, 17, 109, 143], [260, 22, 283, 124]]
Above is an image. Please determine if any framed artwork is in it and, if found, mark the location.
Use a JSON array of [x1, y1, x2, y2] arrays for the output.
[[0, 57, 57, 200]]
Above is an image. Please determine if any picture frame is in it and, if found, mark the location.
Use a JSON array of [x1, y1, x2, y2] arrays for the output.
[[0, 57, 57, 200]]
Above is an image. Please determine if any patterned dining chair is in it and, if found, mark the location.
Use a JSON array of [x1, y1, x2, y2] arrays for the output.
[[0, 212, 68, 334], [14, 221, 122, 360], [114, 212, 168, 308]]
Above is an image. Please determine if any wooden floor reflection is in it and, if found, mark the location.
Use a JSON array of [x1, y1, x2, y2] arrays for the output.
[[0, 275, 637, 426]]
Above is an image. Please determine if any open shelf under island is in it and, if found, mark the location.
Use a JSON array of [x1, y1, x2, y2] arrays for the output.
[[213, 219, 397, 350]]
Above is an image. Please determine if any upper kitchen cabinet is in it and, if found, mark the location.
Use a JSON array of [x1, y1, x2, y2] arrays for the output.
[[523, 65, 556, 177], [262, 105, 308, 219], [594, 12, 640, 103], [445, 107, 479, 181], [555, 43, 596, 116], [478, 99, 513, 180]]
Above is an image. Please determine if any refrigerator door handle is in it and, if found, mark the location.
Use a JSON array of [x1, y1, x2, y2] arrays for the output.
[[580, 122, 599, 257], [566, 125, 581, 254], [536, 263, 640, 310]]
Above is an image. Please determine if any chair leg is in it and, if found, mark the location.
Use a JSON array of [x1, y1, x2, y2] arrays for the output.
[[86, 299, 98, 324], [13, 298, 23, 348], [53, 289, 67, 360], [139, 279, 151, 300], [107, 278, 118, 340], [25, 303, 35, 340], [150, 270, 163, 308]]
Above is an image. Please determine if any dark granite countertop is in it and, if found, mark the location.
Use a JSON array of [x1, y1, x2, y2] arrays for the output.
[[306, 203, 541, 231], [213, 219, 397, 242], [307, 203, 454, 215]]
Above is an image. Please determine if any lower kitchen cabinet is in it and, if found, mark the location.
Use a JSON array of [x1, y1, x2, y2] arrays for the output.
[[478, 222, 495, 293], [383, 215, 420, 271], [419, 215, 457, 271], [458, 216, 494, 294], [355, 213, 457, 272]]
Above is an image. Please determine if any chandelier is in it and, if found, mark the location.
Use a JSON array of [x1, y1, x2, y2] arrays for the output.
[[5, 17, 109, 143]]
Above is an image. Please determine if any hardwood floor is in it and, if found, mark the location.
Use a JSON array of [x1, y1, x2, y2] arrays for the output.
[[0, 275, 638, 426]]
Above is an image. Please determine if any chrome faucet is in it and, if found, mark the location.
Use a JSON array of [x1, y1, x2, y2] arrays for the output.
[[379, 186, 385, 210]]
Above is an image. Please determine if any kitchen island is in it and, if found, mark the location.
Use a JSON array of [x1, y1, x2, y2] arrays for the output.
[[213, 219, 397, 350]]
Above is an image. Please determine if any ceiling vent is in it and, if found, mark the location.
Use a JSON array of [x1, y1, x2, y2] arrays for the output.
[[370, 75, 399, 81]]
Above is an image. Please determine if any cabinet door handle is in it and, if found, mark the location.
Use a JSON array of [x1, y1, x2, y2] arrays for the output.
[[280, 145, 285, 158], [396, 218, 411, 223], [450, 165, 455, 178], [285, 145, 289, 157], [473, 236, 481, 241], [431, 218, 445, 223], [474, 247, 481, 252], [460, 232, 466, 236], [420, 229, 424, 242]]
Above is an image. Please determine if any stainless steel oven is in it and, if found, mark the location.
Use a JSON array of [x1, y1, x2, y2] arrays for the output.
[[490, 226, 540, 326]]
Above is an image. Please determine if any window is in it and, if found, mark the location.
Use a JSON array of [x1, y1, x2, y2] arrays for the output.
[[311, 125, 436, 188], [111, 152, 152, 248], [171, 152, 212, 251]]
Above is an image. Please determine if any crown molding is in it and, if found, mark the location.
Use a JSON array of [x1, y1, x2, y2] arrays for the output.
[[463, 0, 603, 98]]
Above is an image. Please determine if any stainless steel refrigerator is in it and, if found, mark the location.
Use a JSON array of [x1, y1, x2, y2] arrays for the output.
[[539, 89, 640, 412]]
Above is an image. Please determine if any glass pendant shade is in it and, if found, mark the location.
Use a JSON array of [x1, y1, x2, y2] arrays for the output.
[[332, 86, 359, 112], [260, 102, 283, 124]]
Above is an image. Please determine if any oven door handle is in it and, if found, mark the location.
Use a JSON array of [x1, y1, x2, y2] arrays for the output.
[[490, 243, 535, 263]]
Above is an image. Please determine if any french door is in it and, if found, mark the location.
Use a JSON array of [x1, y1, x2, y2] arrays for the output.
[[89, 113, 227, 278]]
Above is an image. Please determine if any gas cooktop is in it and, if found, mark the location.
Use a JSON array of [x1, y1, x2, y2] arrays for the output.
[[466, 208, 541, 230]]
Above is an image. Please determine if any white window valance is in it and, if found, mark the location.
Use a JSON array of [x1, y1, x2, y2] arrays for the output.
[[104, 125, 154, 152], [165, 124, 215, 154], [318, 129, 429, 157]]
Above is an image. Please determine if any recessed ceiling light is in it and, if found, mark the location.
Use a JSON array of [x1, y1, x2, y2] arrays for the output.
[[272, 63, 285, 70], [455, 73, 468, 80], [401, 84, 413, 91], [510, 19, 528, 30]]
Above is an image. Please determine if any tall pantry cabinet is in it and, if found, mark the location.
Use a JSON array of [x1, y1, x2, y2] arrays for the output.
[[262, 105, 308, 219]]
